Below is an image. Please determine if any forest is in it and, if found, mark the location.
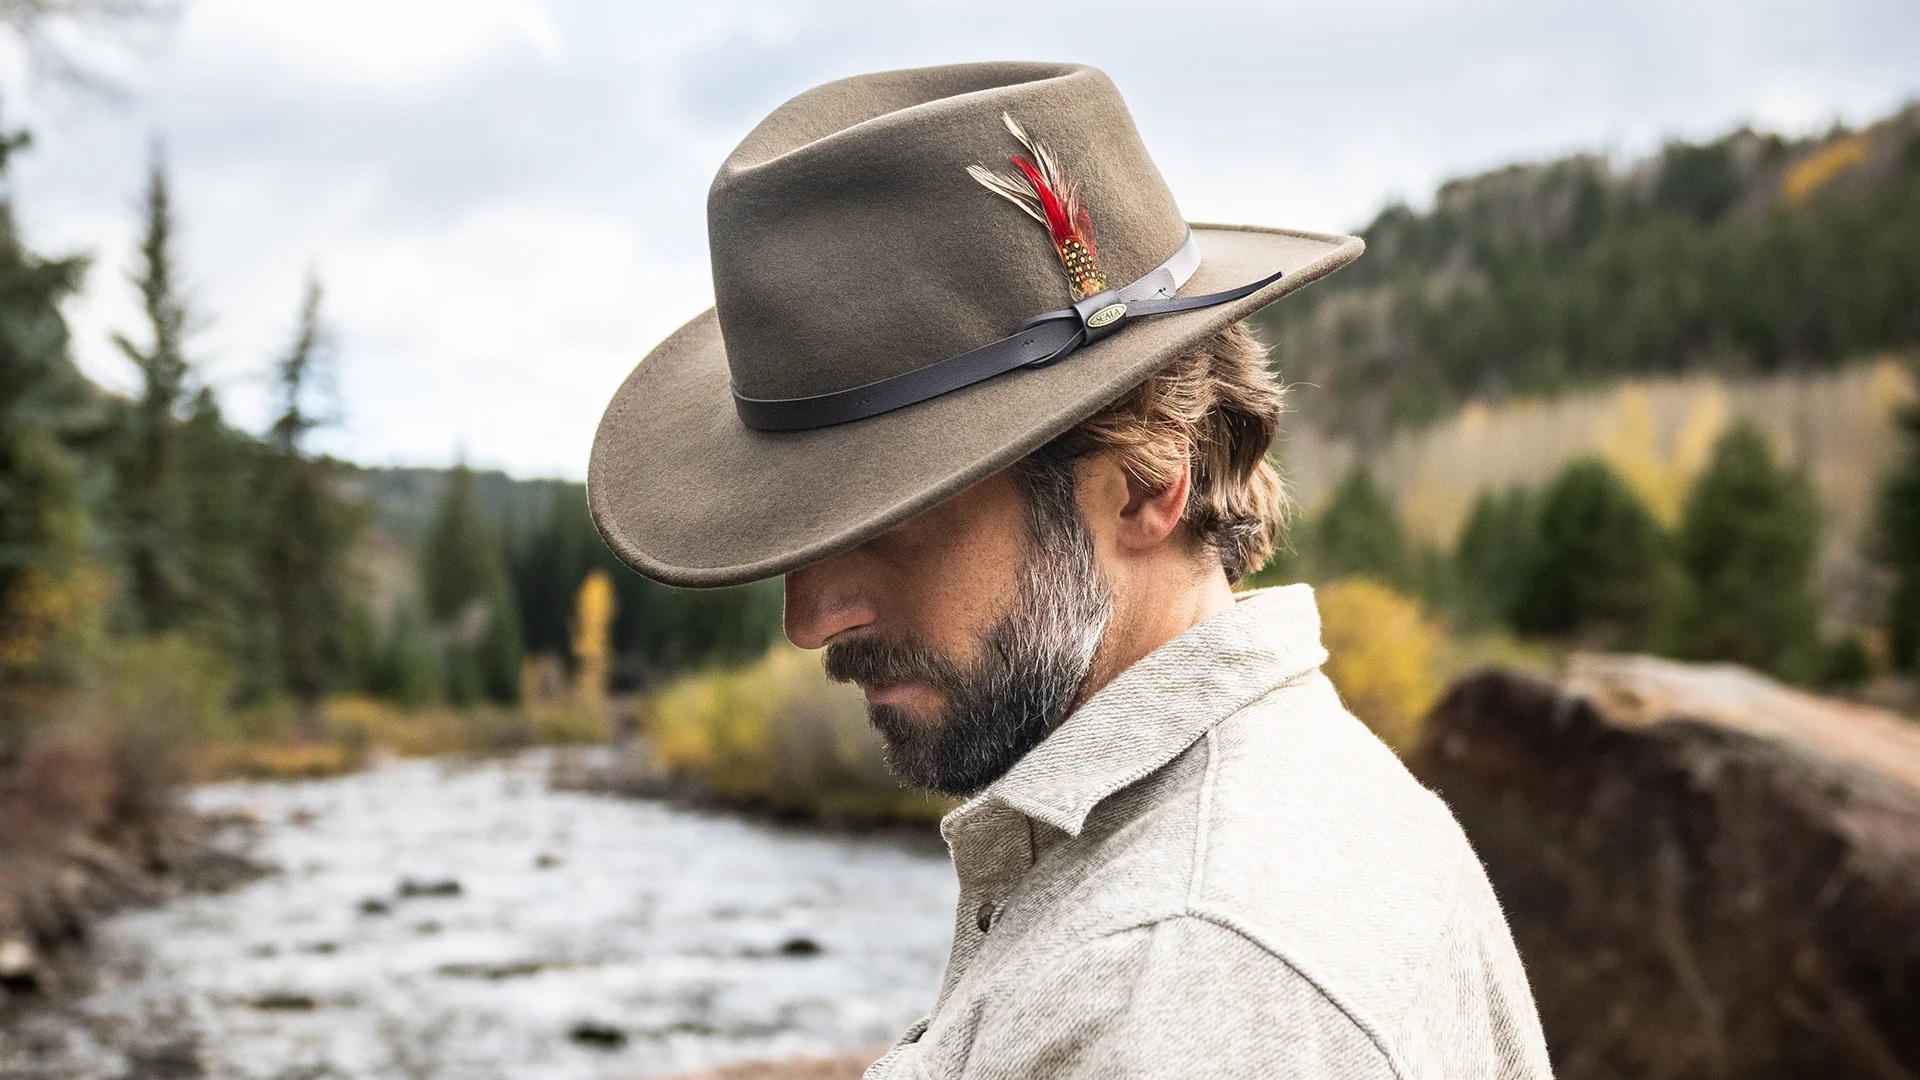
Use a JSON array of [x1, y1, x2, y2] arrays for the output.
[[1251, 103, 1920, 440]]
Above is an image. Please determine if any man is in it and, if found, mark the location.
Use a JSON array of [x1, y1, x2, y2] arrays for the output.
[[590, 62, 1551, 1079]]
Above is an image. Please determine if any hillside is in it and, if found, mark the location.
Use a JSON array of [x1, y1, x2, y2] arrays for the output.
[[335, 464, 565, 548], [1252, 102, 1920, 440], [1279, 360, 1916, 630]]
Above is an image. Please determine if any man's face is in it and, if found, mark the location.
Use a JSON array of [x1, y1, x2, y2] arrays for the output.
[[783, 460, 1112, 796]]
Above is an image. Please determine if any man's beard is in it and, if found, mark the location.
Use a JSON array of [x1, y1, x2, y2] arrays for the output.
[[822, 457, 1112, 797]]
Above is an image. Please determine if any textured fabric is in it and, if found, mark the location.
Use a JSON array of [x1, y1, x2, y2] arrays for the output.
[[866, 585, 1554, 1079], [586, 61, 1363, 587]]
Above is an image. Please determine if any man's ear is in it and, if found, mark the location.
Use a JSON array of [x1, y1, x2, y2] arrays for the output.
[[1116, 450, 1192, 553]]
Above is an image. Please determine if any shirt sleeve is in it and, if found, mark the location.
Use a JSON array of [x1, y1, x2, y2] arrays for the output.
[[958, 914, 1400, 1080]]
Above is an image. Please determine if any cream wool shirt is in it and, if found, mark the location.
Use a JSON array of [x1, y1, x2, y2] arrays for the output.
[[866, 584, 1553, 1080]]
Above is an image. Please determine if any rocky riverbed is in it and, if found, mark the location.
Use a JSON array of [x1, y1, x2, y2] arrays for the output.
[[0, 750, 955, 1079]]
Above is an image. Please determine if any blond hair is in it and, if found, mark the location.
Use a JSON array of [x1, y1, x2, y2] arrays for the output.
[[1033, 321, 1290, 583]]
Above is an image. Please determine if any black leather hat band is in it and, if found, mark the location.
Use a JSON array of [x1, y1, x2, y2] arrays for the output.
[[730, 230, 1283, 431]]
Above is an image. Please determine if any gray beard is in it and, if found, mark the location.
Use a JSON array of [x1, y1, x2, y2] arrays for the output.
[[822, 460, 1111, 797]]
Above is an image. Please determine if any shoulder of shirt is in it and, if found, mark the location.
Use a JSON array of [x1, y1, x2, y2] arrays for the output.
[[1062, 671, 1487, 1052], [1194, 673, 1483, 1033]]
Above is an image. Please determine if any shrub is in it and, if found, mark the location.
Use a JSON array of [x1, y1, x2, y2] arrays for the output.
[[194, 741, 352, 781], [647, 646, 948, 823], [1317, 577, 1444, 753]]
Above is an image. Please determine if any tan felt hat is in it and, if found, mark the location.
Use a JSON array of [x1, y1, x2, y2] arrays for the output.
[[588, 61, 1363, 587]]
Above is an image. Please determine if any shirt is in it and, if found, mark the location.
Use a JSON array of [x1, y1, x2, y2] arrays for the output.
[[866, 583, 1553, 1079]]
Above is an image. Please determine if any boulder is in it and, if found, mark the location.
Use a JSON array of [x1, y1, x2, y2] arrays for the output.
[[1409, 655, 1920, 1080], [0, 938, 44, 994]]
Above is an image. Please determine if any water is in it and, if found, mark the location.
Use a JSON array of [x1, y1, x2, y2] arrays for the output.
[[2, 751, 957, 1079]]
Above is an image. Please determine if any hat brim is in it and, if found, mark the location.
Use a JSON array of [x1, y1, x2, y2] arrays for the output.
[[588, 223, 1362, 588]]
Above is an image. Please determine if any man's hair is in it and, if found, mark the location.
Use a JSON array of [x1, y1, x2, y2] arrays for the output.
[[1019, 321, 1290, 583]]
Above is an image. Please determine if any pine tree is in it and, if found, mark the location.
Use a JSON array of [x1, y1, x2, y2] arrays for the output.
[[1874, 382, 1920, 671], [1515, 457, 1675, 649], [258, 276, 359, 712], [1671, 422, 1822, 679], [508, 480, 603, 665], [1455, 487, 1537, 628], [174, 386, 272, 690], [0, 125, 98, 692], [110, 148, 194, 634], [1315, 466, 1409, 585], [421, 464, 521, 705]]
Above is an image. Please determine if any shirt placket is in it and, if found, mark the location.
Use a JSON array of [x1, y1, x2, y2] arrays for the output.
[[933, 801, 1037, 1009]]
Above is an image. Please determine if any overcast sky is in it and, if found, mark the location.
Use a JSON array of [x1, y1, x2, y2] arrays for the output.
[[4, 0, 1916, 479]]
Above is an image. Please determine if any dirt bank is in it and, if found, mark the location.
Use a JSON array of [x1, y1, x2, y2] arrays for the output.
[[0, 806, 262, 1006]]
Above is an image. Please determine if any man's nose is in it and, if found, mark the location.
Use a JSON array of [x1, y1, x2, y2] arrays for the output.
[[783, 557, 876, 650]]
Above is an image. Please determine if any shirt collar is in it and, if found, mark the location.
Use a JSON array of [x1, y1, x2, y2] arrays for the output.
[[944, 583, 1329, 842]]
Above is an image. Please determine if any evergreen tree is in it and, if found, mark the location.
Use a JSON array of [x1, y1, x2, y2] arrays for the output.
[[504, 481, 783, 689], [1671, 422, 1822, 679], [106, 154, 278, 692], [1455, 487, 1537, 628], [110, 148, 194, 634], [385, 599, 443, 707], [1315, 466, 1409, 585], [508, 480, 603, 665], [421, 463, 521, 704], [1515, 458, 1674, 649], [258, 276, 359, 711], [1874, 382, 1920, 671], [0, 125, 98, 691], [174, 386, 272, 691]]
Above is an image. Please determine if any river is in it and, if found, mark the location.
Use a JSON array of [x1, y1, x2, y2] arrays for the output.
[[1, 751, 957, 1080]]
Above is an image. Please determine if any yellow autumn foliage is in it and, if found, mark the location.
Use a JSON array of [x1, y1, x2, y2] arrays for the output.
[[647, 645, 950, 823], [1782, 133, 1871, 203], [185, 694, 614, 782], [571, 568, 616, 708], [194, 741, 354, 781], [1316, 577, 1444, 754]]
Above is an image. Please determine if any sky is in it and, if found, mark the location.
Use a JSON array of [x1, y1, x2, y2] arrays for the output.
[[4, 0, 1917, 480]]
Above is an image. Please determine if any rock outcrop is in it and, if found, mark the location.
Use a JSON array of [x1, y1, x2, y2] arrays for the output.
[[1410, 655, 1920, 1080]]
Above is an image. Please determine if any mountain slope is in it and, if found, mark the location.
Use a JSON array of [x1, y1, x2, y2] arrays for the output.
[[1253, 102, 1920, 440]]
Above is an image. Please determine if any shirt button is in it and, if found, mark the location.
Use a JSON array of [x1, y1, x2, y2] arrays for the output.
[[975, 901, 997, 933]]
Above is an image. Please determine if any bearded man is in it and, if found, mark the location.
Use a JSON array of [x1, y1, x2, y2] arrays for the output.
[[590, 62, 1551, 1079]]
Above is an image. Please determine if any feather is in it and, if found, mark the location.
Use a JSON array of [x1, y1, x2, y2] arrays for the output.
[[969, 111, 1106, 298], [1012, 155, 1073, 243], [965, 164, 1045, 224]]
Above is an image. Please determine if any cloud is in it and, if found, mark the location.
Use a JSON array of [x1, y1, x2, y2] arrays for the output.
[[179, 0, 565, 97], [316, 196, 713, 477], [6, 0, 1916, 481]]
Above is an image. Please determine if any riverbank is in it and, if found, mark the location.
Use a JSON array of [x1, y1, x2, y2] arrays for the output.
[[0, 750, 954, 1080], [0, 805, 264, 1006]]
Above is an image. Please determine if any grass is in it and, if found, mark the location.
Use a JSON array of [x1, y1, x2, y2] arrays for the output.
[[187, 695, 619, 782]]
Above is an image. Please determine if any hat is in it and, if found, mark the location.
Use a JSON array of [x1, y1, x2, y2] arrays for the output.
[[588, 61, 1362, 587]]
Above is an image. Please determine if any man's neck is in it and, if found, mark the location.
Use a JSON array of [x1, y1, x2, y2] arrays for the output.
[[1076, 559, 1237, 708]]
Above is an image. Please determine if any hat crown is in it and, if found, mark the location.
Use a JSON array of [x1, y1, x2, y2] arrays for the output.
[[708, 62, 1188, 401]]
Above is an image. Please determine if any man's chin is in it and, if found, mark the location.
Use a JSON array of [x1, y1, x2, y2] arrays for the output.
[[865, 704, 970, 797]]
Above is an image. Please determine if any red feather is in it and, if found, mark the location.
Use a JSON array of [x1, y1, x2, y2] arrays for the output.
[[1012, 155, 1073, 246]]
